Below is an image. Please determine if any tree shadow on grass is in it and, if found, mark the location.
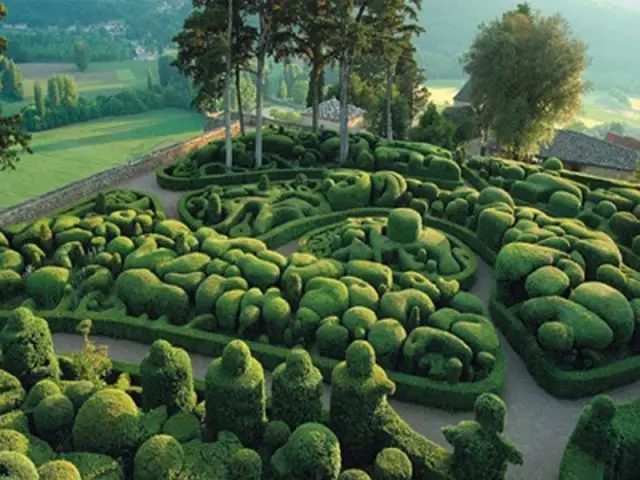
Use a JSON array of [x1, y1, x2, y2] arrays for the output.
[[33, 115, 203, 155]]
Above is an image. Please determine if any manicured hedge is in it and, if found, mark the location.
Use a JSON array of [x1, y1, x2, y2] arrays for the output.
[[489, 292, 640, 398], [0, 310, 505, 411]]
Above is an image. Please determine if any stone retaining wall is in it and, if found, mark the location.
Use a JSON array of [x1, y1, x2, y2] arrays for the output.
[[0, 124, 239, 228]]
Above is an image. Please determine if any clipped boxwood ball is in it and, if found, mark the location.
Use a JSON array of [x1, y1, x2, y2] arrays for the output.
[[387, 208, 422, 244], [38, 460, 81, 480], [0, 429, 29, 455], [264, 420, 292, 452], [340, 469, 372, 480], [0, 451, 38, 479], [133, 434, 184, 480], [229, 448, 262, 480], [23, 380, 61, 412], [374, 447, 412, 480], [34, 394, 75, 443], [542, 157, 563, 171], [73, 388, 141, 459], [346, 340, 376, 378]]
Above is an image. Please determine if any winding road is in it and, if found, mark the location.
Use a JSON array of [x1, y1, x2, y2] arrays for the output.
[[49, 170, 640, 479]]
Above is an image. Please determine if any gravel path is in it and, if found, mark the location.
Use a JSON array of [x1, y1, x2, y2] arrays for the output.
[[100, 170, 640, 479]]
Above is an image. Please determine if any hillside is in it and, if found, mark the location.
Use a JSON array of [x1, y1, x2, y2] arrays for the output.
[[417, 0, 640, 93]]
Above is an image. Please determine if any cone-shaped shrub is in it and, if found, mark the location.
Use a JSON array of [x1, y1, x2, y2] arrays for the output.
[[271, 348, 323, 430], [204, 340, 266, 447], [0, 307, 60, 389], [139, 340, 197, 415], [329, 341, 395, 468]]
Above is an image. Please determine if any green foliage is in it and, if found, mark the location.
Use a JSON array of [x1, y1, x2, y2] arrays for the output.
[[271, 349, 323, 430], [543, 157, 564, 171], [72, 388, 142, 459], [0, 308, 60, 389], [229, 448, 262, 480], [462, 7, 587, 157], [0, 451, 38, 479], [408, 103, 456, 150], [271, 423, 341, 480], [140, 340, 197, 415], [204, 340, 266, 447], [133, 434, 184, 480], [38, 460, 81, 480], [330, 341, 395, 467], [33, 394, 75, 445], [373, 448, 413, 480]]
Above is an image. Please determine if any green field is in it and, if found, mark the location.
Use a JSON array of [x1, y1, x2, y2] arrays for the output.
[[1, 59, 158, 115], [0, 108, 205, 209]]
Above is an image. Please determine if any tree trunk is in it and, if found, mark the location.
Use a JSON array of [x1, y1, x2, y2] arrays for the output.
[[235, 66, 245, 136], [311, 59, 323, 134], [255, 47, 266, 168], [224, 0, 233, 169], [339, 56, 350, 163], [386, 64, 394, 141]]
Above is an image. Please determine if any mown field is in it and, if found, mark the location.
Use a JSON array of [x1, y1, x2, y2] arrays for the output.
[[0, 108, 205, 209], [1, 59, 158, 115]]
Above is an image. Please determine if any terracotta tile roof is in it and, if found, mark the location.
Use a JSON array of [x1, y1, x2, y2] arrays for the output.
[[606, 132, 640, 152], [539, 129, 639, 172]]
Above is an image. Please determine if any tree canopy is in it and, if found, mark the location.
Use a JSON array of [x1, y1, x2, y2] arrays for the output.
[[0, 3, 31, 171], [462, 5, 588, 157]]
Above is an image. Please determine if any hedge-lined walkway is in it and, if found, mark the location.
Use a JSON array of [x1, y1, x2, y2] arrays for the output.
[[49, 255, 640, 480]]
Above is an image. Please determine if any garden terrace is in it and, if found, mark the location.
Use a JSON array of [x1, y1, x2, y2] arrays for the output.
[[4, 128, 640, 478]]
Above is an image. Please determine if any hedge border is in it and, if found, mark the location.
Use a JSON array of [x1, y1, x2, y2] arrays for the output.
[[558, 442, 605, 480], [157, 164, 464, 192], [295, 214, 479, 290], [0, 309, 505, 412], [489, 291, 640, 398]]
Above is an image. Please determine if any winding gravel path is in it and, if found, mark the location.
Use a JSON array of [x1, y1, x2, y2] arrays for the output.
[[50, 170, 640, 479]]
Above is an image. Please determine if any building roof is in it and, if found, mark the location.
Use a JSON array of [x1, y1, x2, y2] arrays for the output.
[[539, 129, 639, 172], [303, 98, 365, 122], [453, 80, 472, 104], [606, 132, 640, 152]]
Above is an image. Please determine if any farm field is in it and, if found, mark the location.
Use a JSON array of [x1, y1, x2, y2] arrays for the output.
[[0, 108, 204, 209], [0, 59, 157, 115]]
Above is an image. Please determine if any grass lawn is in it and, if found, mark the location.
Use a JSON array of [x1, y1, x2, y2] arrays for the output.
[[1, 59, 158, 115], [0, 108, 205, 210]]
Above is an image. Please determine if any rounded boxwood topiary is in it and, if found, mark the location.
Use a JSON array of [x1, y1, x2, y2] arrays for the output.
[[0, 429, 29, 455], [594, 200, 617, 219], [62, 381, 98, 411], [33, 394, 75, 445], [387, 209, 422, 244], [0, 451, 38, 479], [25, 266, 69, 309], [340, 470, 372, 480], [38, 460, 81, 480], [0, 308, 60, 389], [373, 448, 412, 480], [271, 348, 323, 430], [133, 434, 184, 480], [22, 379, 61, 413], [271, 423, 341, 480], [367, 319, 407, 369], [537, 322, 574, 352], [140, 340, 197, 415], [263, 420, 291, 453], [73, 388, 141, 459], [204, 340, 266, 447], [229, 448, 262, 480], [542, 157, 563, 171]]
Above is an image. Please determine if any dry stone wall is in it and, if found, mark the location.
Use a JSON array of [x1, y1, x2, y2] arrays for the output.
[[0, 124, 239, 227]]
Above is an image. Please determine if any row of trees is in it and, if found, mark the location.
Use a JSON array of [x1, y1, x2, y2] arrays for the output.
[[173, 0, 427, 169], [21, 69, 194, 132], [5, 29, 131, 65]]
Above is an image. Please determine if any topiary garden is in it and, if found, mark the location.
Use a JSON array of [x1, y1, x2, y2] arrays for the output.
[[2, 127, 640, 478]]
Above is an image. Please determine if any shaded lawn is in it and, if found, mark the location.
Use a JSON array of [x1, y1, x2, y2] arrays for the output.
[[0, 109, 205, 209]]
